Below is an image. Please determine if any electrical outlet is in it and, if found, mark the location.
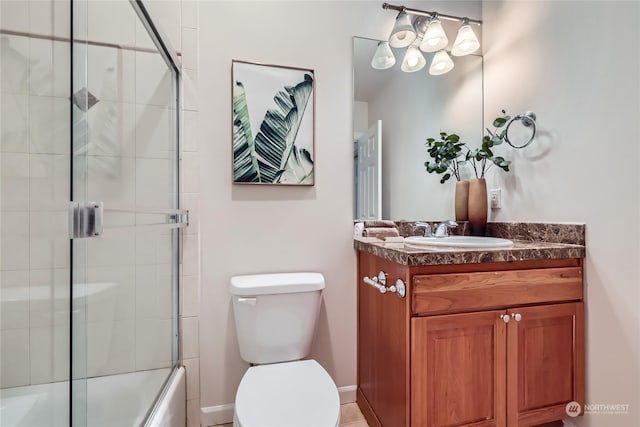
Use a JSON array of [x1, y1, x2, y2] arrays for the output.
[[489, 189, 502, 209]]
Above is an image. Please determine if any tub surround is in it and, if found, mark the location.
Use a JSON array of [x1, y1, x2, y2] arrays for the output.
[[354, 222, 585, 266]]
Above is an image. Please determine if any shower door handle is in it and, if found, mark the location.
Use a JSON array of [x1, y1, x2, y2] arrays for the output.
[[69, 201, 104, 239], [70, 203, 189, 238]]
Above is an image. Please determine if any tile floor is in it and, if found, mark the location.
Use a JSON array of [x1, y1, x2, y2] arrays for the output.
[[219, 402, 369, 426]]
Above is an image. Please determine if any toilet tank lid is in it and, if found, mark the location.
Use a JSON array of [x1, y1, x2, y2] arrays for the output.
[[230, 272, 325, 296]]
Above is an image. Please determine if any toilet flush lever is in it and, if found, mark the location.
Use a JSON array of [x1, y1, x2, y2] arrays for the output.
[[238, 297, 257, 306]]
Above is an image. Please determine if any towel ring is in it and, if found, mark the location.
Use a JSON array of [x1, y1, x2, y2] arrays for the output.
[[504, 111, 537, 149]]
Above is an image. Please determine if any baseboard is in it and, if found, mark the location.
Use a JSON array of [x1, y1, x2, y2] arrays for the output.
[[338, 385, 357, 404], [200, 385, 357, 426], [201, 403, 234, 427]]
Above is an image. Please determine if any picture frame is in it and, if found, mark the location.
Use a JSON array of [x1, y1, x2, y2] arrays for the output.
[[231, 60, 315, 185]]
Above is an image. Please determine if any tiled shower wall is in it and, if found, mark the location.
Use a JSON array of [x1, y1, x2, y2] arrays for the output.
[[178, 2, 201, 426], [1, 0, 72, 388], [1, 2, 201, 415]]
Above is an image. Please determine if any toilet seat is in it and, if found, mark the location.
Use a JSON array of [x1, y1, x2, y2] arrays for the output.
[[234, 359, 340, 427]]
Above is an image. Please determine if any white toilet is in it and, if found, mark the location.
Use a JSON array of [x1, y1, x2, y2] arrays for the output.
[[229, 272, 340, 427]]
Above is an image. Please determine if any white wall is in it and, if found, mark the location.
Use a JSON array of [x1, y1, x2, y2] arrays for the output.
[[483, 1, 640, 426], [197, 1, 483, 423]]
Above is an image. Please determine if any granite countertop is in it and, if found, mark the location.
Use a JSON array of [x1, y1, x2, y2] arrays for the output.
[[354, 222, 586, 266]]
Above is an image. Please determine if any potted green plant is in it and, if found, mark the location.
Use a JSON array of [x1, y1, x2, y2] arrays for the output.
[[424, 132, 470, 221], [424, 111, 513, 229]]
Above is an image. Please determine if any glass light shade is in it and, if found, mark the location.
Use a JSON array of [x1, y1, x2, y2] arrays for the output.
[[429, 50, 454, 75], [371, 41, 396, 70], [452, 24, 480, 56], [401, 44, 426, 72], [420, 18, 448, 52], [388, 11, 417, 48]]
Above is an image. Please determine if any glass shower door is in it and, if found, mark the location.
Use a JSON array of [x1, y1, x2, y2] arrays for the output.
[[70, 1, 182, 425]]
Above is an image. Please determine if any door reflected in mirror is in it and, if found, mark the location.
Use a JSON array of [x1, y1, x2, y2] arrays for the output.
[[353, 36, 484, 221]]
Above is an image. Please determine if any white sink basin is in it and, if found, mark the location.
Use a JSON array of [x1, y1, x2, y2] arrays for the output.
[[405, 236, 514, 248]]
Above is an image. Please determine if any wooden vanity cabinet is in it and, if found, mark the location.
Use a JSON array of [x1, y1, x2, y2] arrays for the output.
[[356, 251, 584, 427]]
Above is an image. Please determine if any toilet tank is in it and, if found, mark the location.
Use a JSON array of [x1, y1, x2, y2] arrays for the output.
[[229, 272, 325, 364]]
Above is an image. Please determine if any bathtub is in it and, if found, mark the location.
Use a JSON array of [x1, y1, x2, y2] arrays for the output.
[[0, 367, 185, 426]]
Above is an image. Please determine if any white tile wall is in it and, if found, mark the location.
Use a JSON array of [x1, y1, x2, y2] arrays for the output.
[[181, 1, 198, 30], [87, 319, 136, 377], [1, 153, 30, 210], [29, 268, 70, 328], [0, 270, 30, 330], [135, 104, 173, 159], [135, 264, 172, 319], [182, 67, 199, 111], [136, 51, 173, 107], [87, 45, 136, 104], [29, 153, 69, 211], [1, 211, 30, 270], [30, 324, 70, 384], [181, 274, 200, 318], [86, 265, 136, 322], [135, 318, 173, 370], [182, 317, 199, 359], [29, 39, 69, 97], [87, 101, 136, 157], [29, 211, 69, 269], [182, 110, 199, 153], [0, 35, 29, 94], [1, 93, 29, 152], [182, 152, 200, 193], [28, 0, 70, 38], [87, 1, 136, 47], [183, 357, 199, 400], [0, 1, 29, 33], [29, 96, 70, 154], [0, 329, 30, 387]]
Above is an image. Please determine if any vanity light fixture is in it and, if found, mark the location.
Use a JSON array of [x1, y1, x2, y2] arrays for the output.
[[378, 3, 482, 75], [388, 10, 417, 48], [420, 14, 448, 52], [429, 49, 455, 75], [371, 41, 396, 69], [401, 41, 427, 72], [452, 18, 480, 56]]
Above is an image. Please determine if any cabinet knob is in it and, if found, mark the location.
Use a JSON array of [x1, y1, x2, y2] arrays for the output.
[[511, 313, 522, 322], [500, 314, 510, 323]]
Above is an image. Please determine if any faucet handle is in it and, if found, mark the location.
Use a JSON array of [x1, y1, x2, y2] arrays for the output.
[[434, 220, 458, 237], [415, 222, 433, 237]]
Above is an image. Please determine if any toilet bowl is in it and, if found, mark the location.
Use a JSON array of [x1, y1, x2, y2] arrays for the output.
[[233, 360, 340, 427], [229, 272, 340, 427]]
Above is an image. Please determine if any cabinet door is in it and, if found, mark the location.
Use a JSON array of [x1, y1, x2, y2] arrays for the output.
[[507, 302, 584, 426], [358, 252, 411, 427], [412, 311, 507, 427]]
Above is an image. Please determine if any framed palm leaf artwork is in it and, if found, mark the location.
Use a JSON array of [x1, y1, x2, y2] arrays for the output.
[[232, 60, 315, 185]]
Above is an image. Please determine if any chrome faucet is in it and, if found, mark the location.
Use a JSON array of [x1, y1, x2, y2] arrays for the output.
[[415, 222, 433, 237], [434, 220, 458, 237]]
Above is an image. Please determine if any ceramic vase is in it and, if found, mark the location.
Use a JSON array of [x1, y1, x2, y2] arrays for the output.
[[468, 178, 488, 236], [454, 180, 469, 221]]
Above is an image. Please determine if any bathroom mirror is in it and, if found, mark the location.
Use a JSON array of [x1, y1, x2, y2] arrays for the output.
[[353, 36, 484, 221]]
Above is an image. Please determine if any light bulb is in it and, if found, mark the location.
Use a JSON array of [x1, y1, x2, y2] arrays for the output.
[[452, 21, 480, 56], [420, 17, 448, 52], [371, 41, 396, 70], [401, 44, 426, 72], [429, 49, 454, 75], [388, 11, 417, 48]]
